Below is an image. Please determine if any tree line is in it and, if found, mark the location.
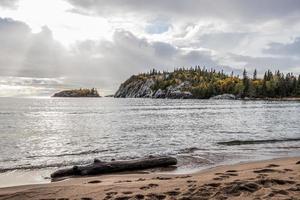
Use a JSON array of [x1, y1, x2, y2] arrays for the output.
[[142, 67, 300, 99]]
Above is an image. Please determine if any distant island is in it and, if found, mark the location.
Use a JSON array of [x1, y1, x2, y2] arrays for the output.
[[52, 88, 100, 97], [115, 67, 300, 99]]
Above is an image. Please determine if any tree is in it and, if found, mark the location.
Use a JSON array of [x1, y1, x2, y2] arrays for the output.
[[253, 69, 257, 80], [296, 75, 300, 96], [242, 69, 250, 97]]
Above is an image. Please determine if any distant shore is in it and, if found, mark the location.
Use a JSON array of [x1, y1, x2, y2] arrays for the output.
[[0, 156, 299, 200]]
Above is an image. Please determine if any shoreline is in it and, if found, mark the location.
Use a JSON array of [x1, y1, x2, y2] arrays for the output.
[[0, 156, 299, 200]]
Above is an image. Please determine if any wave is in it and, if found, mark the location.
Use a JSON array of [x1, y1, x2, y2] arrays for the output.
[[217, 138, 300, 146], [177, 147, 207, 154], [0, 160, 90, 173], [26, 149, 109, 159]]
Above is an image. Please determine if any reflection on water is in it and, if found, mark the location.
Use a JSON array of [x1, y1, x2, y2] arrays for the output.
[[0, 97, 299, 173]]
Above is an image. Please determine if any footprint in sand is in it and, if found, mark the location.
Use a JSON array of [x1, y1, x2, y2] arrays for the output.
[[225, 173, 238, 177], [268, 189, 289, 197], [186, 180, 197, 183], [226, 170, 238, 173], [266, 164, 280, 168], [215, 172, 223, 175], [220, 175, 230, 179], [152, 176, 172, 180], [40, 199, 56, 200], [223, 181, 261, 195], [175, 175, 191, 179], [140, 183, 159, 190], [122, 191, 133, 195], [114, 196, 131, 200], [165, 190, 181, 196], [146, 193, 166, 200], [87, 180, 101, 184], [296, 161, 300, 164], [81, 198, 93, 200], [213, 177, 223, 181], [134, 194, 145, 199], [104, 192, 118, 200], [136, 178, 146, 181], [256, 178, 295, 188], [253, 168, 278, 173], [288, 186, 300, 192], [205, 182, 221, 187], [115, 180, 132, 183]]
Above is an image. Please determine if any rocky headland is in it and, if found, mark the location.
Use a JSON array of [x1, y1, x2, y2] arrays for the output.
[[52, 88, 100, 97], [114, 67, 300, 99], [114, 75, 193, 99]]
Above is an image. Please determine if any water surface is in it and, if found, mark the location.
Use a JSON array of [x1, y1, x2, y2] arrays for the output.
[[0, 97, 299, 184]]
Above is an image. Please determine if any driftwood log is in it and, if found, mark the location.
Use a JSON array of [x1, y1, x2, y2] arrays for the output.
[[51, 156, 177, 178]]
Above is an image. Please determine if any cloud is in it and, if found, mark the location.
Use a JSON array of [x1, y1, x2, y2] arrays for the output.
[[67, 0, 300, 22], [67, 30, 221, 91], [263, 37, 300, 56], [0, 0, 18, 9], [145, 19, 171, 34], [0, 76, 64, 97], [230, 53, 300, 74], [0, 18, 225, 95], [0, 18, 69, 78]]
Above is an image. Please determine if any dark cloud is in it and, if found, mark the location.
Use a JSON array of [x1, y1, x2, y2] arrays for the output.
[[67, 0, 300, 22], [263, 37, 300, 56]]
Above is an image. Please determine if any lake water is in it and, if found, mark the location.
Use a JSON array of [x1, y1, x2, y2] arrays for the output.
[[0, 97, 300, 186]]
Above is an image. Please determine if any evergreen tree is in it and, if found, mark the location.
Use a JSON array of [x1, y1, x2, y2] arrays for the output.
[[253, 69, 257, 80], [242, 69, 250, 97]]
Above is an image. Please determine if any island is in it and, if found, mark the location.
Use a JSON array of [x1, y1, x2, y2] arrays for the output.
[[52, 88, 100, 97], [115, 67, 300, 99]]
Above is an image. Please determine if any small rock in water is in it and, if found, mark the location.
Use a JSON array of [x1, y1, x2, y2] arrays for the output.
[[210, 94, 236, 100]]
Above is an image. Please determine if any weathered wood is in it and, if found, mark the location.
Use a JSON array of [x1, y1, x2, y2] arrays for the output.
[[51, 156, 177, 178]]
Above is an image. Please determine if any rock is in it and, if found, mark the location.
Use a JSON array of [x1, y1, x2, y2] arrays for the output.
[[153, 89, 166, 98], [52, 88, 100, 97], [210, 94, 236, 100], [115, 76, 193, 99], [114, 76, 155, 98], [164, 81, 193, 99], [167, 90, 193, 99]]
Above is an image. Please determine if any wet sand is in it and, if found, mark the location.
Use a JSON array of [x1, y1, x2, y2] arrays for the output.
[[0, 157, 299, 200]]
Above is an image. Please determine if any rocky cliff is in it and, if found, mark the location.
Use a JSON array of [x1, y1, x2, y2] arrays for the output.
[[114, 74, 193, 99]]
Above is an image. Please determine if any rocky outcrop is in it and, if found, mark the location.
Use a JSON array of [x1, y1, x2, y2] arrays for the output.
[[52, 88, 100, 97], [114, 76, 193, 99], [153, 89, 166, 98], [165, 81, 193, 99], [210, 94, 236, 100], [114, 76, 155, 98]]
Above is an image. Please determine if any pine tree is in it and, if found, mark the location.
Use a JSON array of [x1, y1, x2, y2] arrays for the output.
[[253, 69, 257, 80], [242, 69, 250, 97], [296, 75, 300, 96]]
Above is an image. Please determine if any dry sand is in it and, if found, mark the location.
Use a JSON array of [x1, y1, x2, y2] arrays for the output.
[[0, 157, 299, 200]]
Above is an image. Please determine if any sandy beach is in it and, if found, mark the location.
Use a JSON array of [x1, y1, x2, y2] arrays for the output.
[[0, 157, 299, 200]]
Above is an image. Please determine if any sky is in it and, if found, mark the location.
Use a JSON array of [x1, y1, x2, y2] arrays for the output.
[[0, 0, 300, 96]]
